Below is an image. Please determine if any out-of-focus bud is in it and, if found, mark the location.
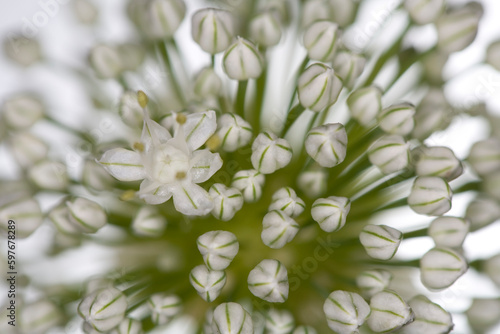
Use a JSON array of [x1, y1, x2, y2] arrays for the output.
[[148, 293, 181, 325], [323, 290, 370, 334], [29, 161, 69, 191], [400, 295, 453, 334], [223, 38, 264, 81], [356, 269, 392, 298], [192, 8, 235, 54], [468, 138, 500, 176], [232, 169, 265, 202], [301, 0, 331, 28], [485, 253, 500, 287], [249, 11, 282, 47], [378, 103, 415, 136], [413, 146, 463, 181], [297, 63, 343, 112], [367, 290, 414, 333], [368, 135, 409, 174], [20, 299, 63, 334], [261, 210, 299, 249], [408, 176, 452, 216], [0, 198, 43, 238], [49, 205, 81, 235], [197, 230, 239, 271], [436, 4, 482, 54], [82, 160, 115, 191], [428, 216, 469, 248], [466, 298, 500, 333], [248, 259, 289, 303], [297, 169, 327, 198], [78, 288, 127, 332], [66, 197, 107, 234], [328, 0, 359, 27], [311, 196, 350, 232], [269, 187, 305, 218], [3, 35, 42, 67], [9, 132, 48, 168], [117, 43, 146, 71], [209, 184, 244, 221], [359, 224, 403, 260], [212, 302, 253, 334], [118, 91, 144, 128], [405, 0, 444, 25], [74, 0, 99, 25], [112, 318, 143, 334], [251, 132, 292, 174], [132, 206, 167, 237], [190, 265, 226, 302], [89, 45, 123, 79], [486, 40, 500, 71], [346, 85, 382, 126], [332, 51, 365, 89], [303, 21, 340, 62], [305, 123, 347, 167], [131, 0, 186, 40], [412, 88, 452, 140], [420, 247, 468, 290], [483, 171, 500, 201], [194, 67, 223, 98], [216, 114, 253, 152], [2, 94, 44, 130], [265, 309, 294, 334], [257, 0, 290, 24], [465, 197, 500, 231], [422, 52, 449, 85], [293, 326, 317, 334]]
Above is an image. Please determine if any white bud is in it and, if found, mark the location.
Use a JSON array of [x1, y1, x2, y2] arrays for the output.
[[378, 103, 415, 136], [29, 161, 68, 191], [400, 295, 453, 334], [412, 88, 452, 140], [368, 135, 409, 174], [67, 197, 107, 234], [311, 196, 350, 232], [216, 114, 253, 152], [190, 265, 226, 302], [408, 176, 452, 216], [465, 197, 500, 230], [486, 40, 500, 71], [82, 160, 114, 191], [301, 0, 331, 28], [49, 205, 80, 235], [269, 187, 305, 218], [223, 37, 264, 81], [232, 169, 265, 202], [293, 326, 317, 334], [466, 298, 500, 333], [297, 170, 327, 198], [262, 210, 299, 249], [78, 288, 127, 332], [265, 309, 294, 334], [414, 146, 463, 181], [197, 230, 239, 270], [346, 86, 382, 126], [360, 224, 403, 260], [212, 302, 253, 334], [112, 318, 143, 334], [20, 299, 62, 334], [2, 95, 44, 129], [328, 0, 358, 27], [194, 67, 223, 98], [192, 8, 235, 54], [148, 293, 182, 325], [118, 91, 144, 128], [82, 321, 101, 334], [422, 52, 449, 85], [483, 171, 500, 201], [252, 132, 292, 174], [324, 290, 371, 333], [249, 11, 282, 47], [74, 0, 99, 25], [117, 43, 146, 72], [468, 138, 500, 176], [333, 51, 366, 89], [248, 259, 289, 303], [209, 184, 243, 221], [356, 269, 392, 298], [367, 290, 414, 333], [485, 254, 500, 287], [132, 206, 167, 237], [134, 0, 186, 39], [436, 5, 481, 54], [305, 123, 347, 168], [9, 132, 48, 168], [89, 44, 123, 79], [0, 198, 43, 238], [405, 0, 444, 25], [298, 63, 343, 112], [203, 308, 215, 334], [428, 216, 469, 248], [3, 35, 42, 67], [420, 247, 468, 290], [303, 21, 340, 62]]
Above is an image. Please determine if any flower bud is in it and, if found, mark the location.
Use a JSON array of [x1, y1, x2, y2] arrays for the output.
[[484, 171, 500, 201], [378, 103, 415, 136], [297, 63, 343, 112], [356, 269, 392, 298], [368, 135, 409, 174], [408, 176, 452, 216], [0, 198, 43, 238], [249, 11, 282, 47], [486, 40, 500, 71], [301, 0, 331, 28], [367, 290, 414, 333], [328, 0, 359, 27], [3, 35, 42, 67], [67, 197, 107, 233], [223, 37, 264, 80], [422, 51, 449, 85], [436, 4, 481, 54], [297, 170, 327, 198], [148, 293, 181, 325], [414, 146, 463, 181], [466, 298, 500, 333], [400, 295, 453, 334], [190, 265, 226, 302], [269, 187, 305, 218], [485, 253, 500, 287], [82, 160, 114, 191], [333, 51, 366, 89], [28, 161, 68, 191], [197, 230, 239, 271], [360, 224, 403, 260], [117, 43, 146, 72], [252, 132, 292, 174], [9, 132, 48, 168], [212, 302, 253, 334], [49, 205, 81, 235], [132, 206, 167, 237], [468, 138, 500, 176], [465, 197, 500, 230], [89, 45, 123, 79], [265, 309, 294, 334], [346, 86, 382, 126], [420, 247, 468, 290], [428, 216, 469, 248], [262, 210, 299, 249], [20, 299, 62, 334], [133, 0, 186, 40], [74, 0, 99, 25], [2, 95, 44, 130], [412, 88, 452, 140], [305, 123, 347, 168], [118, 91, 144, 128], [209, 184, 243, 221], [216, 114, 253, 152], [311, 196, 350, 232], [112, 318, 143, 334], [293, 326, 317, 334], [303, 21, 340, 62], [404, 0, 444, 25], [323, 290, 370, 334], [232, 169, 265, 202], [192, 8, 235, 54], [78, 288, 127, 332], [194, 67, 223, 98], [248, 259, 289, 303]]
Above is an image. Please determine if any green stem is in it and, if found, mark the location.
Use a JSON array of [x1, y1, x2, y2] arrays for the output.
[[235, 80, 249, 118], [157, 41, 185, 106], [252, 67, 267, 132], [281, 104, 306, 137], [44, 115, 93, 143]]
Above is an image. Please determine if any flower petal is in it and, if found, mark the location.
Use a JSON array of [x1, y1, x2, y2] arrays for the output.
[[99, 148, 146, 181], [141, 118, 172, 151], [190, 149, 223, 183], [183, 110, 217, 151], [138, 179, 172, 205], [172, 182, 214, 216]]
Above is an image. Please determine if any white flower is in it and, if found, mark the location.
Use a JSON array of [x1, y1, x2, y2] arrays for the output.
[[408, 176, 452, 216], [112, 318, 143, 334], [323, 290, 370, 334], [346, 86, 382, 126], [132, 206, 167, 237], [119, 91, 144, 128], [368, 135, 409, 174], [367, 290, 414, 333], [118, 43, 146, 71], [414, 146, 463, 181], [19, 299, 62, 334], [29, 160, 68, 191], [212, 302, 253, 334], [194, 67, 223, 98], [82, 160, 114, 191], [359, 224, 403, 260], [412, 88, 452, 140], [356, 269, 392, 298], [197, 230, 239, 271], [420, 247, 468, 290], [292, 326, 317, 334], [468, 138, 500, 176], [305, 123, 347, 168], [190, 265, 226, 302], [251, 132, 292, 174], [328, 0, 358, 27], [131, 0, 186, 40], [0, 198, 43, 238], [332, 51, 366, 89], [67, 198, 107, 234], [261, 210, 299, 249], [223, 37, 264, 80], [248, 259, 289, 303], [465, 197, 500, 230], [232, 169, 265, 202], [297, 170, 327, 198], [297, 63, 343, 112], [486, 40, 500, 71], [216, 114, 253, 152], [466, 298, 500, 333], [3, 35, 42, 67], [8, 132, 48, 168], [192, 8, 235, 54], [303, 21, 340, 62], [428, 216, 469, 248], [400, 295, 453, 334], [249, 11, 282, 47], [78, 288, 127, 332], [265, 309, 294, 334], [311, 196, 350, 232], [301, 0, 331, 28], [209, 184, 244, 221], [378, 103, 415, 136], [404, 0, 444, 25], [49, 205, 81, 235], [74, 0, 99, 25], [2, 94, 44, 129], [148, 293, 182, 325], [89, 44, 123, 79], [269, 187, 305, 218], [436, 4, 481, 54]]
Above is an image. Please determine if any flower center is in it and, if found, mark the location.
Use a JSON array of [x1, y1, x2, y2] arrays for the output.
[[150, 143, 190, 184]]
